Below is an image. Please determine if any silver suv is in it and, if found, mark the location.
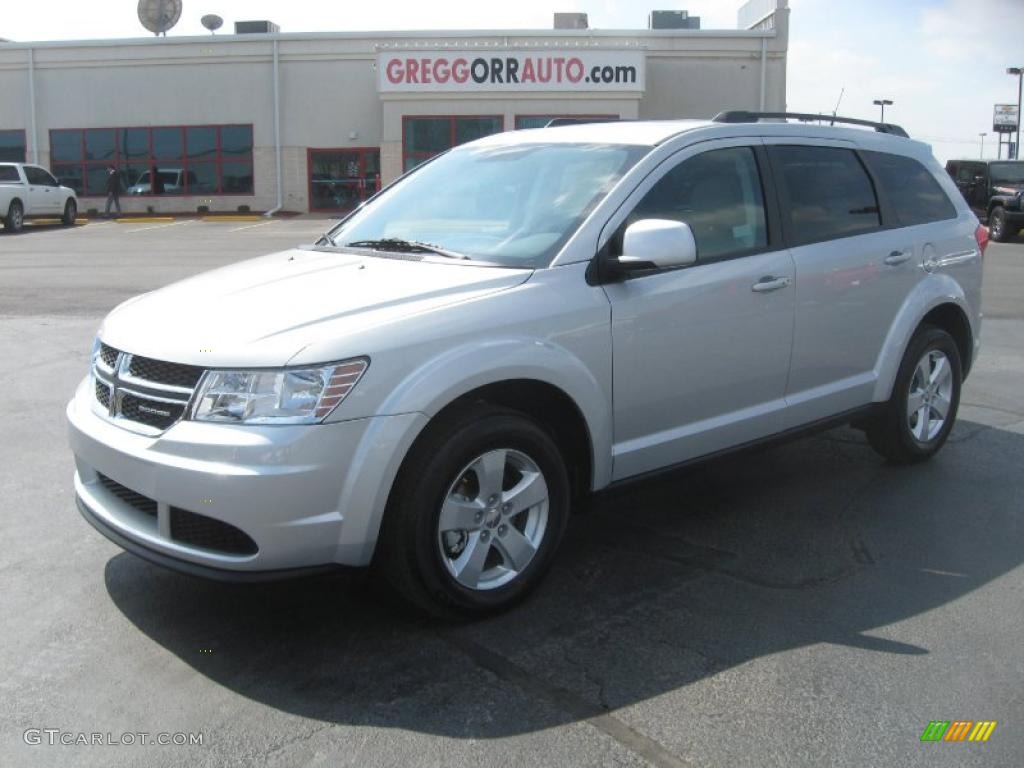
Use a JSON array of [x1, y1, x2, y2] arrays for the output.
[[68, 114, 986, 616]]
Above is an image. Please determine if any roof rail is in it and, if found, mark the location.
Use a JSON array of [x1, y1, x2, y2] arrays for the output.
[[712, 111, 909, 138], [545, 117, 621, 127]]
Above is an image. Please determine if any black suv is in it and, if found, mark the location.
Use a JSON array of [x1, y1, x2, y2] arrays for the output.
[[946, 159, 1024, 241]]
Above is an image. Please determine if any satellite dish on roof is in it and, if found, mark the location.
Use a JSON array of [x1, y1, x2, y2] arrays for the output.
[[137, 0, 183, 37], [201, 14, 223, 33]]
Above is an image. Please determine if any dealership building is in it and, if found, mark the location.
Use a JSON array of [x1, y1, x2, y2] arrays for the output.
[[0, 1, 788, 215]]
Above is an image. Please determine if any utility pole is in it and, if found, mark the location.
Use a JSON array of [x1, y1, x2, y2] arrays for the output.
[[979, 132, 987, 158], [872, 98, 893, 123], [1007, 67, 1023, 159]]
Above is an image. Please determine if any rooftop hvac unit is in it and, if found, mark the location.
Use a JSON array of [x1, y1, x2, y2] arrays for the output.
[[649, 10, 701, 29], [553, 13, 589, 29], [234, 20, 280, 34]]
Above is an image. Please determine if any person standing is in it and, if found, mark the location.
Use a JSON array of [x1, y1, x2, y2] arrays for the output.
[[150, 165, 165, 195], [104, 165, 122, 218]]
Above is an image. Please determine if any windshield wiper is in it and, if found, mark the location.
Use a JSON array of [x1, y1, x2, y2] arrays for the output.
[[344, 238, 468, 260]]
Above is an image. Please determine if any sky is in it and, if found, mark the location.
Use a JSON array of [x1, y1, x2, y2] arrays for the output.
[[3, 0, 1023, 162]]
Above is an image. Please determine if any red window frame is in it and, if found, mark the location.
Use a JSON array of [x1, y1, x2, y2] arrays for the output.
[[47, 124, 254, 197], [401, 115, 504, 173], [514, 114, 619, 130], [307, 147, 382, 214], [0, 129, 27, 163]]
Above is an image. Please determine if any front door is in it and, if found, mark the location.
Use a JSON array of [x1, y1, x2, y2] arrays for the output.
[[602, 141, 796, 481], [23, 166, 58, 214]]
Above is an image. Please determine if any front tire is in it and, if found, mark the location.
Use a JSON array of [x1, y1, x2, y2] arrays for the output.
[[866, 326, 961, 464], [378, 404, 570, 618], [5, 200, 24, 232], [989, 207, 1011, 242], [62, 199, 77, 226]]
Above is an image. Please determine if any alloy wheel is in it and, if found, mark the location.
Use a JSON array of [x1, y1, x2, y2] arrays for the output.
[[906, 349, 954, 442], [437, 448, 549, 591]]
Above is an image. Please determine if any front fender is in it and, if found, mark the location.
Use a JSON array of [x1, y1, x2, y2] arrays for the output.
[[333, 338, 612, 565], [872, 272, 976, 402], [376, 336, 613, 489]]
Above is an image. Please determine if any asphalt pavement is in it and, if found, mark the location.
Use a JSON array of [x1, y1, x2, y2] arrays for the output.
[[1, 217, 1021, 767]]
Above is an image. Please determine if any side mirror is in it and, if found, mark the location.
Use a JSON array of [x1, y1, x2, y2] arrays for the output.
[[613, 219, 697, 273]]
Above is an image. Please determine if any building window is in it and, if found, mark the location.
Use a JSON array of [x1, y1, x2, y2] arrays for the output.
[[514, 115, 618, 130], [49, 125, 254, 197], [402, 116, 503, 172], [0, 130, 26, 162], [308, 148, 381, 213]]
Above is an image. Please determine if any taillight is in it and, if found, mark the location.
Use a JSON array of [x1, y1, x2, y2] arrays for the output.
[[975, 223, 989, 257]]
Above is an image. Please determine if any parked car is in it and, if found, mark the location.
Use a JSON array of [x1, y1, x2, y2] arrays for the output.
[[127, 168, 196, 195], [945, 158, 1024, 241], [0, 162, 78, 232], [69, 114, 985, 617]]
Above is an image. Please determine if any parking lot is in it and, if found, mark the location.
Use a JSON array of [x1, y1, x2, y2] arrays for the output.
[[2, 217, 1022, 767]]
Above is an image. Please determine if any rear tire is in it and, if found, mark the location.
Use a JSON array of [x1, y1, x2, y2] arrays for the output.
[[989, 207, 1011, 242], [378, 404, 570, 618], [62, 199, 77, 226], [866, 326, 961, 464], [5, 200, 24, 232]]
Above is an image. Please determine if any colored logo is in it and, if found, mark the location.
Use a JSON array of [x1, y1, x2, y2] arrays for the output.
[[921, 721, 997, 742]]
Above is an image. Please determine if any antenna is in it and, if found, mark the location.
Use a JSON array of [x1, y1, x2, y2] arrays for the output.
[[137, 0, 183, 37], [831, 87, 845, 126], [201, 14, 224, 34]]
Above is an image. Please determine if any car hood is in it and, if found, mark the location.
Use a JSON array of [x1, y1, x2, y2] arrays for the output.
[[99, 247, 532, 367], [992, 183, 1024, 195]]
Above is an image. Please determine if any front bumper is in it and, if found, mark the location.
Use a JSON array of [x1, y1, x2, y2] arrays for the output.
[[67, 377, 426, 575]]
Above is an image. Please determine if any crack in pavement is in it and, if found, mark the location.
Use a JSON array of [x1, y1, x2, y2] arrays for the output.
[[439, 632, 697, 768]]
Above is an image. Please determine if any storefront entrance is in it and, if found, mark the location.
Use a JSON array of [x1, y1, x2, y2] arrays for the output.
[[307, 148, 381, 213]]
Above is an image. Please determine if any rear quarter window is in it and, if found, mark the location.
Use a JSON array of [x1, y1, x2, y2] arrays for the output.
[[0, 165, 20, 182], [864, 151, 957, 226]]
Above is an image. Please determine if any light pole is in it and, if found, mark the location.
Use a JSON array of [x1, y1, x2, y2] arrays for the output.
[[1008, 67, 1023, 159], [979, 132, 987, 158], [872, 98, 893, 123]]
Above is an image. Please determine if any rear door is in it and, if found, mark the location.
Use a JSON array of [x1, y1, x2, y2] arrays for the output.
[[602, 139, 796, 479], [766, 142, 913, 426]]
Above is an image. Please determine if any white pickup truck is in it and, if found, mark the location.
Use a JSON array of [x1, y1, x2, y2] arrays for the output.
[[0, 162, 78, 232]]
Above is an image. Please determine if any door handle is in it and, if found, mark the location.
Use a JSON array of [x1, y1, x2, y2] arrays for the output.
[[884, 250, 911, 266], [751, 276, 791, 293]]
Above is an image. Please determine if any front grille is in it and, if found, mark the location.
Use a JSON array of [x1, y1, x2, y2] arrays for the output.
[[128, 355, 204, 389], [91, 343, 203, 433], [99, 343, 119, 368], [96, 474, 157, 517], [120, 393, 186, 430], [95, 379, 111, 410], [170, 507, 258, 556]]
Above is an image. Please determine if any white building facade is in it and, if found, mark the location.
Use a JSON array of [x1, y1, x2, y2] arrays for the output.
[[0, 2, 788, 215]]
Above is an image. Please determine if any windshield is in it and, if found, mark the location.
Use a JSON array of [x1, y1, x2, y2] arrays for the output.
[[325, 142, 647, 268], [990, 163, 1024, 185]]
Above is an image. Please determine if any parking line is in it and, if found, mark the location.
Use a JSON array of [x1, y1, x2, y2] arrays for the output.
[[229, 220, 278, 232], [125, 220, 194, 233]]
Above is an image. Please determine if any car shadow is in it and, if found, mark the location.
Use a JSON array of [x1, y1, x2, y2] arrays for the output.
[[103, 419, 1023, 738]]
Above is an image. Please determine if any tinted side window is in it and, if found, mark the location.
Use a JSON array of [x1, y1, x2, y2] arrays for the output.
[[27, 167, 58, 186], [0, 165, 20, 182], [864, 151, 957, 226], [630, 146, 767, 261], [772, 145, 881, 244]]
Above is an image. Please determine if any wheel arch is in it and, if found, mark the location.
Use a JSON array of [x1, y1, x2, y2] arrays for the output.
[[410, 378, 595, 504], [873, 277, 976, 402], [332, 341, 613, 566]]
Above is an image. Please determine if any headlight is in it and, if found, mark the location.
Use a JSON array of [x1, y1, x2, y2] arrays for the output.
[[191, 358, 368, 425]]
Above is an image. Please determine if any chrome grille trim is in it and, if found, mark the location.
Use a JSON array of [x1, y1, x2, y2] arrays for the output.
[[91, 344, 205, 434]]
